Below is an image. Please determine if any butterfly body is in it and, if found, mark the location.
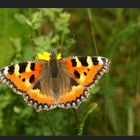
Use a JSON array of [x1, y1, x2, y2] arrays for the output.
[[0, 52, 111, 112]]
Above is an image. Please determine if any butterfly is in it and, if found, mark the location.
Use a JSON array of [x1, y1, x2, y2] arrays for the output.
[[0, 52, 111, 112]]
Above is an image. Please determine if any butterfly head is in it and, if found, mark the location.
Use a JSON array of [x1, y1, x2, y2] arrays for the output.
[[50, 51, 57, 60]]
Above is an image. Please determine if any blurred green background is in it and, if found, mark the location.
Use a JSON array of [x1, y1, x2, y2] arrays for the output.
[[0, 8, 140, 136]]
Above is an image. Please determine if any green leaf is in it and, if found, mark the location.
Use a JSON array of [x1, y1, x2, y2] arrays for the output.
[[78, 103, 97, 135], [14, 14, 32, 27]]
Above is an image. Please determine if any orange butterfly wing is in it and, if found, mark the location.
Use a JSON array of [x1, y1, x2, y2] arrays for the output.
[[0, 61, 55, 111], [58, 56, 111, 108]]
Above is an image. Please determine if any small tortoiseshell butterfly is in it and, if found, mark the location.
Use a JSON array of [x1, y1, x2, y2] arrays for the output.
[[0, 52, 111, 112]]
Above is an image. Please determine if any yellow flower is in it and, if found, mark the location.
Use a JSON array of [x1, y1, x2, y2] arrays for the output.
[[56, 53, 62, 60], [37, 51, 62, 61]]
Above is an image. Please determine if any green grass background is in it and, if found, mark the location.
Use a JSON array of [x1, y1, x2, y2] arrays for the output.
[[0, 8, 140, 136]]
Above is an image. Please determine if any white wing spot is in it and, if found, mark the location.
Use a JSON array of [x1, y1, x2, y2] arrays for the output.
[[4, 67, 9, 74], [97, 57, 104, 64]]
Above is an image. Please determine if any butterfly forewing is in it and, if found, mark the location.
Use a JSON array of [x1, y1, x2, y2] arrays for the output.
[[61, 56, 111, 88], [0, 61, 41, 93]]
